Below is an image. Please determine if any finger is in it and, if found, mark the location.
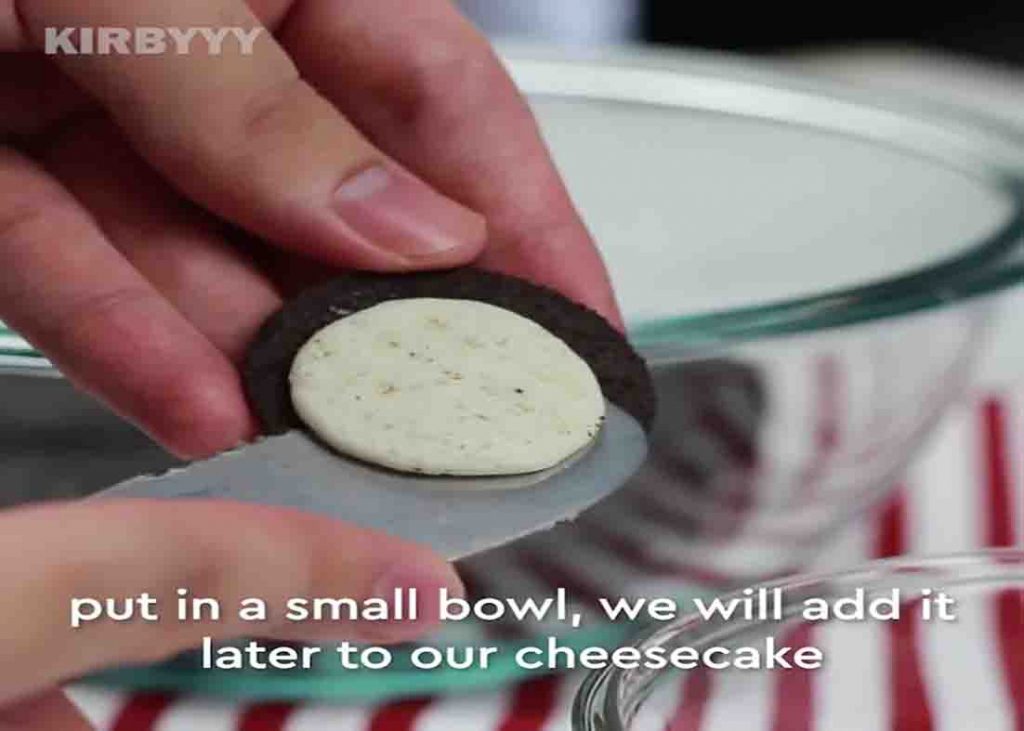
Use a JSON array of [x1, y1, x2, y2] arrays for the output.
[[41, 116, 283, 362], [0, 690, 93, 731], [0, 147, 254, 457], [0, 499, 462, 705], [0, 1, 28, 49], [281, 0, 622, 325], [16, 0, 486, 271], [0, 0, 293, 48]]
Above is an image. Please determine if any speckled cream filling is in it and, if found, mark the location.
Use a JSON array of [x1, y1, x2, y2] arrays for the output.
[[289, 298, 605, 476]]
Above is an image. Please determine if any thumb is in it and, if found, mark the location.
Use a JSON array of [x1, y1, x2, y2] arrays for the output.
[[0, 691, 94, 731], [0, 499, 463, 706]]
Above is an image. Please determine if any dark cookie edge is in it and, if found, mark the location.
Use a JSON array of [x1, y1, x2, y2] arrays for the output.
[[243, 270, 655, 436]]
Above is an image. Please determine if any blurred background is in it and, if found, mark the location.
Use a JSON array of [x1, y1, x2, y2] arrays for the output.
[[458, 1, 1024, 64]]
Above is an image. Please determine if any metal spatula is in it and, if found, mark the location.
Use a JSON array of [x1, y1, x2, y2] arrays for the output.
[[96, 402, 647, 559]]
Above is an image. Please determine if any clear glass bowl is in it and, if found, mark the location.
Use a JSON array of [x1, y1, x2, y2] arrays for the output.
[[492, 52, 1024, 584], [573, 549, 1024, 731], [2, 50, 1024, 699]]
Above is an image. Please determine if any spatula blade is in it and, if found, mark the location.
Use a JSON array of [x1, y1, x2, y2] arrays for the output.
[[96, 402, 647, 559]]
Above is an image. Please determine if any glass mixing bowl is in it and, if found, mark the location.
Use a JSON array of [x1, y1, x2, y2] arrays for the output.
[[573, 549, 1024, 731], [480, 51, 1024, 584], [2, 50, 1024, 699]]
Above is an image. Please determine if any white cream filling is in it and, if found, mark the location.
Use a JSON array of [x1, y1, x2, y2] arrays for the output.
[[289, 298, 605, 476]]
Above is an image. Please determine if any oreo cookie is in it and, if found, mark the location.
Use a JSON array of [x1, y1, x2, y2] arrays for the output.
[[244, 269, 655, 437]]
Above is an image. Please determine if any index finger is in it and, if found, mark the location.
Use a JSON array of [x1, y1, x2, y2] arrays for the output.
[[281, 0, 623, 325], [13, 0, 486, 271]]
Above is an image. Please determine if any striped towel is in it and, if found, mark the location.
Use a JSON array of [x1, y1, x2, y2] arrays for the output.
[[69, 386, 1024, 730]]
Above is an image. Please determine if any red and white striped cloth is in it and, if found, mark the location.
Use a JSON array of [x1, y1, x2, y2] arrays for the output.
[[68, 386, 1024, 731]]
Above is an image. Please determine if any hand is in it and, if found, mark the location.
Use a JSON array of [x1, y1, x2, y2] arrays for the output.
[[0, 498, 464, 730], [0, 3, 619, 724], [0, 0, 620, 460]]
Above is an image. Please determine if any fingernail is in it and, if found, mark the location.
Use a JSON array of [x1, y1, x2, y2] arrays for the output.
[[334, 165, 485, 260], [364, 557, 464, 642]]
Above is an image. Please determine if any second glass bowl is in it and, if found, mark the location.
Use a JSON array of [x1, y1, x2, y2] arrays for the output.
[[574, 549, 1024, 731]]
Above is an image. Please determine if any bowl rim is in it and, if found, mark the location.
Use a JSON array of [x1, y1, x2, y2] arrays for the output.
[[4, 51, 1024, 369], [508, 51, 1024, 351], [571, 546, 1024, 731]]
